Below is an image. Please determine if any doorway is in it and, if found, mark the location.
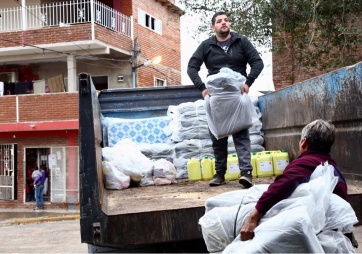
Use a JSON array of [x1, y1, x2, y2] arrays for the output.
[[25, 148, 51, 203]]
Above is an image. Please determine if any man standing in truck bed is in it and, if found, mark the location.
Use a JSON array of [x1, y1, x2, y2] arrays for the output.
[[187, 11, 264, 187]]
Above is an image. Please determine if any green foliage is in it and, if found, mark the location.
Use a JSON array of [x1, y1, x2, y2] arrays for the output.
[[180, 0, 362, 72]]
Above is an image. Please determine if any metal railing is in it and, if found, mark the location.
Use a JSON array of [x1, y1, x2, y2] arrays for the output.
[[0, 0, 132, 37]]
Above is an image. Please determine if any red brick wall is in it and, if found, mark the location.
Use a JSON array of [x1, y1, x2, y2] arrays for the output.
[[0, 25, 92, 47], [132, 0, 182, 87], [273, 16, 362, 90], [94, 25, 132, 52], [0, 24, 132, 56], [119, 0, 132, 16], [0, 96, 17, 123], [0, 92, 78, 123]]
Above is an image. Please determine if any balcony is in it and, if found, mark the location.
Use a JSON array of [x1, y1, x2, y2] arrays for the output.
[[0, 0, 133, 63], [0, 0, 132, 37]]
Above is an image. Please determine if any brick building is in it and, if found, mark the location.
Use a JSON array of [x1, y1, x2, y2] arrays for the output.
[[0, 0, 183, 209], [272, 18, 362, 90]]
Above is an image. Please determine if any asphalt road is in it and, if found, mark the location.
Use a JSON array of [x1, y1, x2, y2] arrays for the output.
[[0, 219, 87, 253]]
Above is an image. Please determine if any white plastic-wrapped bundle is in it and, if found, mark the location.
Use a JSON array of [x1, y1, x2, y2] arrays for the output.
[[168, 100, 210, 142], [136, 142, 175, 163], [223, 207, 325, 253], [172, 139, 214, 179], [102, 139, 154, 186], [204, 68, 259, 139], [102, 161, 130, 190], [153, 158, 177, 186]]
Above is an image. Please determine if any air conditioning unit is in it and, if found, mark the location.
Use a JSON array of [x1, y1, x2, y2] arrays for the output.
[[0, 72, 18, 83]]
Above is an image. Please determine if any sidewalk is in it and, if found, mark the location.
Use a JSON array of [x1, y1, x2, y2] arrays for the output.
[[0, 208, 80, 227]]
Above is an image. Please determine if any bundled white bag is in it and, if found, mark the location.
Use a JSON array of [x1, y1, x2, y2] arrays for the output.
[[317, 230, 355, 253], [204, 68, 258, 139], [199, 203, 255, 253], [153, 158, 176, 186], [102, 161, 130, 190], [102, 139, 154, 183], [223, 207, 325, 253]]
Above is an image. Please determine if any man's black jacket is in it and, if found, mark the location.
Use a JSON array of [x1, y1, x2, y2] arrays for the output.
[[187, 32, 264, 92]]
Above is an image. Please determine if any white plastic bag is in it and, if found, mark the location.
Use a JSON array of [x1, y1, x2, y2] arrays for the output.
[[223, 207, 324, 253], [204, 68, 258, 139], [102, 161, 130, 190], [199, 203, 255, 253], [153, 159, 176, 186], [102, 139, 153, 182], [317, 230, 356, 253]]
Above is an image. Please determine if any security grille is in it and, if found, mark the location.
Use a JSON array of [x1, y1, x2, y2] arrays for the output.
[[0, 144, 15, 200]]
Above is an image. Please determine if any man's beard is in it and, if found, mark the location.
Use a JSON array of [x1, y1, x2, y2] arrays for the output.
[[218, 27, 230, 38]]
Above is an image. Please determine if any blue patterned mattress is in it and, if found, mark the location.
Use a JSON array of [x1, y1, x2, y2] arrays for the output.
[[107, 116, 172, 147]]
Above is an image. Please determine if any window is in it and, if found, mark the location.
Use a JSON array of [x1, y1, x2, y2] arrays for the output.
[[138, 9, 162, 34], [154, 77, 166, 87]]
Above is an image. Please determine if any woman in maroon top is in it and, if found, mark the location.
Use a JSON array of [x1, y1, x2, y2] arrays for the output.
[[240, 119, 357, 247]]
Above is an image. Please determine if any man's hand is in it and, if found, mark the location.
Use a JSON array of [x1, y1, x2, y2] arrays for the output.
[[242, 84, 249, 94], [202, 89, 209, 98], [240, 208, 264, 241]]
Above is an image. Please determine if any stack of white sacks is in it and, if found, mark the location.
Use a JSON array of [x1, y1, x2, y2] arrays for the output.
[[168, 68, 265, 178], [199, 162, 358, 253]]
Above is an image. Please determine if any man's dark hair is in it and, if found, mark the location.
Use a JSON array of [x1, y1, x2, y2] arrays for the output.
[[211, 11, 227, 25], [301, 119, 335, 153]]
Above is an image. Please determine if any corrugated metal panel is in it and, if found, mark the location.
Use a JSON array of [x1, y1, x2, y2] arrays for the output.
[[259, 62, 362, 181], [98, 85, 202, 119]]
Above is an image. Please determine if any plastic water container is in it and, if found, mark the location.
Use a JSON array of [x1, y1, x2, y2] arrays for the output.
[[272, 150, 289, 176], [225, 154, 239, 180], [251, 152, 257, 178], [187, 158, 201, 181], [201, 156, 214, 180], [255, 151, 273, 177]]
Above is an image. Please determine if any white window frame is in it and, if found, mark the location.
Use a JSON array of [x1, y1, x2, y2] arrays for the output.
[[138, 9, 162, 35], [154, 77, 166, 87]]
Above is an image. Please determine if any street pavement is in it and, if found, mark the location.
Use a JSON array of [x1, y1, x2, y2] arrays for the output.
[[0, 208, 361, 253]]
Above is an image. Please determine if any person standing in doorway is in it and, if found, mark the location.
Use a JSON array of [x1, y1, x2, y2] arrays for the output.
[[26, 166, 35, 201], [187, 11, 264, 187], [33, 165, 46, 211]]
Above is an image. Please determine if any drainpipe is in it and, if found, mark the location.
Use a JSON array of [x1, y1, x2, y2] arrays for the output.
[[90, 0, 95, 40]]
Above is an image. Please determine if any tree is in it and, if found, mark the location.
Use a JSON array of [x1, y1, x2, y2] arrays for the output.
[[180, 0, 362, 72]]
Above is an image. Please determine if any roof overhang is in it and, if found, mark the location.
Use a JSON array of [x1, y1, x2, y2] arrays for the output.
[[0, 120, 78, 132], [155, 0, 185, 16], [0, 40, 130, 65]]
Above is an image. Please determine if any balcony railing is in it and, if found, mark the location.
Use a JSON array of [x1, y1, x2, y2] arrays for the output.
[[0, 0, 132, 37]]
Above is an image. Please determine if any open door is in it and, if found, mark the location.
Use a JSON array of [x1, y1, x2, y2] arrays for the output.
[[49, 146, 79, 203]]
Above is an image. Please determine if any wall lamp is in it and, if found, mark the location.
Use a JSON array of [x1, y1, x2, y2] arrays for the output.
[[132, 56, 162, 88]]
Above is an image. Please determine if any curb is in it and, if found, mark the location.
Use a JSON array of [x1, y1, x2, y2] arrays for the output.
[[8, 214, 80, 226]]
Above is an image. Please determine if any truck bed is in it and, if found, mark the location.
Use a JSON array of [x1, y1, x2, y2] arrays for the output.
[[102, 177, 362, 216], [79, 71, 362, 250]]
